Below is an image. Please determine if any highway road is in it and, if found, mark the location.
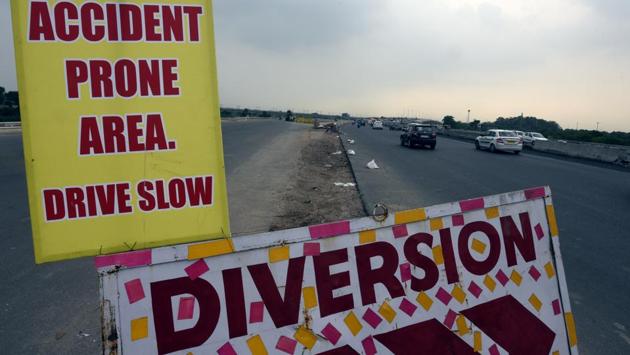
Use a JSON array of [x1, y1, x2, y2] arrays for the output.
[[0, 120, 296, 354], [2, 120, 629, 354], [343, 124, 630, 354]]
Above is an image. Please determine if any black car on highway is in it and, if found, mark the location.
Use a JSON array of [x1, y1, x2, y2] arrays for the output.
[[400, 123, 437, 149]]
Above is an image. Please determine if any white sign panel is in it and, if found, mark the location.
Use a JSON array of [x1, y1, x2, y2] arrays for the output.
[[97, 186, 578, 354]]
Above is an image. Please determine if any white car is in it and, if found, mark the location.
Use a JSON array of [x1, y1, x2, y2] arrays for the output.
[[372, 120, 384, 130], [475, 129, 523, 154], [523, 132, 548, 146]]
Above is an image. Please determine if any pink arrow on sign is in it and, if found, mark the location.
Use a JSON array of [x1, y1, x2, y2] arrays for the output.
[[461, 295, 556, 355], [373, 319, 477, 354], [318, 295, 556, 355]]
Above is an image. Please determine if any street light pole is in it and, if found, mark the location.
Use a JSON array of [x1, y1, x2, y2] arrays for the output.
[[467, 109, 470, 123]]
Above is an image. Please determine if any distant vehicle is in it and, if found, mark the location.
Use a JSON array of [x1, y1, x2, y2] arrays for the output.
[[514, 131, 525, 138], [389, 122, 403, 131], [400, 123, 437, 149], [475, 129, 522, 154], [523, 132, 548, 146], [372, 120, 384, 130]]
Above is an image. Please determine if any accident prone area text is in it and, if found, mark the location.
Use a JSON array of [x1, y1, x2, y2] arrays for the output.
[[27, 1, 209, 223], [149, 213, 539, 354]]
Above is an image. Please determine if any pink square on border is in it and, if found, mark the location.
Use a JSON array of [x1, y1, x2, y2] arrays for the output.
[[435, 287, 452, 305], [392, 224, 408, 238], [552, 299, 561, 315], [468, 281, 483, 298], [124, 278, 145, 304], [217, 342, 237, 355], [177, 296, 195, 320], [362, 308, 383, 329], [452, 214, 465, 226], [321, 323, 341, 345], [276, 335, 297, 354], [184, 259, 209, 280], [398, 298, 417, 316], [400, 263, 411, 282], [444, 309, 457, 328], [529, 265, 542, 281], [249, 301, 264, 323], [535, 223, 545, 240], [303, 242, 320, 256], [496, 269, 509, 286], [362, 336, 377, 355]]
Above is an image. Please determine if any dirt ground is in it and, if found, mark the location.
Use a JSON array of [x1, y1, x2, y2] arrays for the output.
[[270, 129, 366, 230]]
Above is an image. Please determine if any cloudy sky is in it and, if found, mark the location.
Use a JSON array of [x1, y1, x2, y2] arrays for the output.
[[2, 0, 629, 131]]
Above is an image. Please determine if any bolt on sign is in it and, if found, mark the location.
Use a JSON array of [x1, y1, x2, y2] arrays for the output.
[[10, 0, 230, 263], [97, 187, 578, 354]]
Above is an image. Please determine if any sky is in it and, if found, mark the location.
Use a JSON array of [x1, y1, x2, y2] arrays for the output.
[[2, 0, 629, 131]]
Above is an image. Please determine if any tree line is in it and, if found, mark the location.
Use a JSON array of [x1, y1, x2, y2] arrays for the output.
[[220, 107, 350, 121], [442, 115, 630, 146]]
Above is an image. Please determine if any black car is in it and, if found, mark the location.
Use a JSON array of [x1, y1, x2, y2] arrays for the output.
[[389, 121, 403, 130], [400, 124, 437, 149]]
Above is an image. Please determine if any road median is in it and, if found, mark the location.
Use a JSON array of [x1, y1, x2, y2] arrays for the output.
[[269, 129, 365, 230]]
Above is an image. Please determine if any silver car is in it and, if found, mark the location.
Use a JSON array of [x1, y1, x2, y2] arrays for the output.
[[523, 132, 548, 146], [475, 129, 523, 154]]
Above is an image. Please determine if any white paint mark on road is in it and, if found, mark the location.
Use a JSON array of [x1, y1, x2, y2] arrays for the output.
[[613, 323, 630, 345]]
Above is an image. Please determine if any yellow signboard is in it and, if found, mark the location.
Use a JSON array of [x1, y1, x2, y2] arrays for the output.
[[11, 0, 230, 263]]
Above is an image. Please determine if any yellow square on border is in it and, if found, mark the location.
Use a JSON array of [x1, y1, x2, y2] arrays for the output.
[[430, 218, 444, 231], [416, 291, 433, 311], [294, 326, 317, 349], [268, 245, 290, 263], [303, 287, 318, 309], [130, 316, 148, 341], [247, 335, 268, 355], [359, 230, 376, 244], [485, 206, 500, 219], [395, 208, 427, 224], [344, 311, 363, 336], [378, 301, 397, 323]]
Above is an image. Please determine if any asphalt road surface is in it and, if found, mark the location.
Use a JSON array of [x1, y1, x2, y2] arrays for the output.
[[0, 119, 296, 354], [343, 124, 630, 354]]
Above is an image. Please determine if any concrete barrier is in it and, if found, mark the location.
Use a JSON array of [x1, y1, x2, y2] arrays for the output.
[[439, 128, 630, 168], [439, 128, 480, 141], [0, 121, 21, 128], [533, 140, 630, 167], [0, 122, 21, 132]]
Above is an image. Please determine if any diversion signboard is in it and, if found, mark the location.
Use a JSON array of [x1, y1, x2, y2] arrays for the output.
[[97, 187, 578, 354], [11, 0, 230, 263]]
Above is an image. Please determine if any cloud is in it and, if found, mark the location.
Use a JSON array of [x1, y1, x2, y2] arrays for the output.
[[1, 0, 628, 130], [0, 1, 17, 90], [581, 0, 630, 21], [215, 0, 384, 52]]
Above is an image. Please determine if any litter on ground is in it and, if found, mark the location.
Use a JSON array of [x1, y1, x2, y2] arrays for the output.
[[334, 182, 356, 187], [366, 159, 379, 169]]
